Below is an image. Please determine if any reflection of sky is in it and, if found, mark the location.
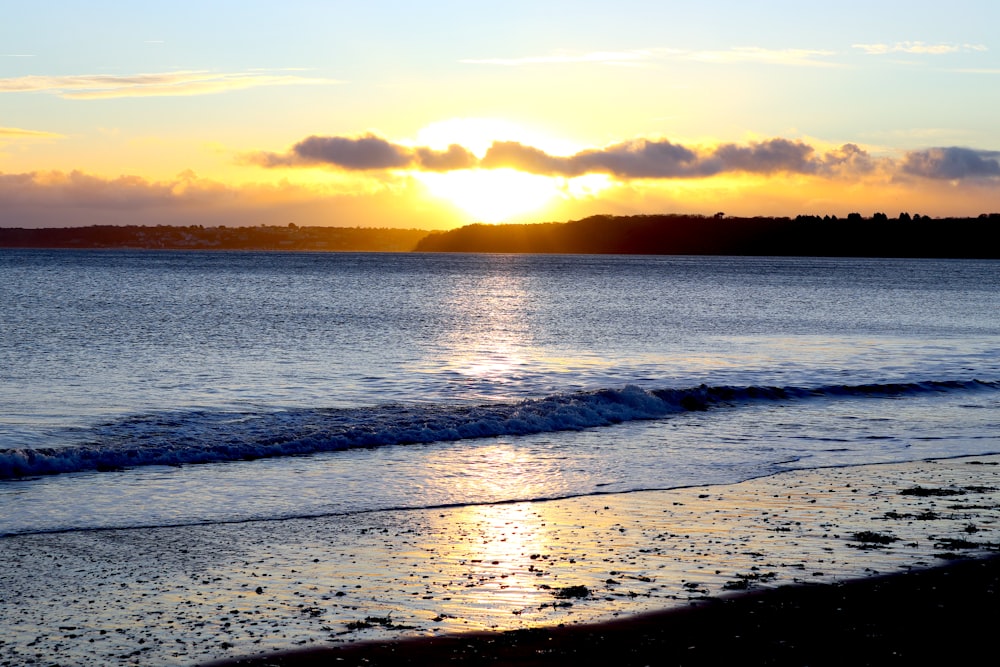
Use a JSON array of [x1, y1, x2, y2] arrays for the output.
[[427, 502, 554, 615]]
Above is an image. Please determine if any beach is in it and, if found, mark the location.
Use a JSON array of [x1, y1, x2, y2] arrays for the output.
[[3, 454, 998, 666], [209, 557, 1000, 666]]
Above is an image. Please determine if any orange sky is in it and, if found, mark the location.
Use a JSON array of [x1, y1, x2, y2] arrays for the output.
[[2, 2, 1000, 228]]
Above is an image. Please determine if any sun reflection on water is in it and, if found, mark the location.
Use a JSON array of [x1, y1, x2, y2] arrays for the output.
[[432, 501, 555, 615]]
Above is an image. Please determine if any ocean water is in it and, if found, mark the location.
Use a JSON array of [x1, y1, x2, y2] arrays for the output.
[[1, 250, 998, 537]]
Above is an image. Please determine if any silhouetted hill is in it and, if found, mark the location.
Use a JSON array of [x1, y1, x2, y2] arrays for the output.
[[4, 214, 999, 257], [0, 224, 428, 252], [415, 213, 1000, 258]]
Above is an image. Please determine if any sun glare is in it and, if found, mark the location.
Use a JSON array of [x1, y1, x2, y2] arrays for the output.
[[412, 118, 611, 223], [415, 117, 580, 158], [418, 168, 560, 223]]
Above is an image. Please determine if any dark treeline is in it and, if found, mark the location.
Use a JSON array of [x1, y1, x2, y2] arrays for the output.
[[415, 213, 1000, 258], [3, 213, 1000, 257], [0, 224, 428, 252]]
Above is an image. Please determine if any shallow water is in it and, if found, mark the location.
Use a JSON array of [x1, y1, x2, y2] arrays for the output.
[[1, 251, 998, 535]]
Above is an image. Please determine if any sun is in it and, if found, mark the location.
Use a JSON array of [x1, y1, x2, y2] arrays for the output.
[[411, 118, 584, 223], [417, 168, 560, 223]]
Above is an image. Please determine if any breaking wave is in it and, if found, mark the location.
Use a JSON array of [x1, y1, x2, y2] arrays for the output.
[[2, 379, 996, 479]]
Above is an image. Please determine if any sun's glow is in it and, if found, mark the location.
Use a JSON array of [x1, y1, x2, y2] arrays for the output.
[[415, 117, 581, 158], [417, 168, 560, 223], [562, 173, 613, 198]]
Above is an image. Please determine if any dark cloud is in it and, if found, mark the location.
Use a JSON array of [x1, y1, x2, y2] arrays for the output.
[[710, 138, 816, 174], [292, 134, 413, 169], [414, 144, 478, 171], [248, 135, 476, 172], [818, 143, 875, 174], [575, 140, 703, 178], [245, 132, 999, 184], [480, 137, 869, 179], [901, 147, 1000, 179], [480, 139, 704, 177], [480, 141, 579, 175]]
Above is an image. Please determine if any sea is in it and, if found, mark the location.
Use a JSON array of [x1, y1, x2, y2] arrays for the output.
[[1, 250, 998, 538]]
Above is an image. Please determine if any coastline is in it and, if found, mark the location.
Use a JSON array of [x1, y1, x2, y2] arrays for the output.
[[2, 455, 998, 666]]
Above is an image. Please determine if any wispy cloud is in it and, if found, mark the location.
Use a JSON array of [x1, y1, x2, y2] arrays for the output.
[[0, 70, 341, 99], [852, 41, 988, 55], [461, 49, 659, 66], [463, 46, 838, 68], [683, 47, 839, 67], [947, 68, 1000, 74], [0, 126, 64, 139]]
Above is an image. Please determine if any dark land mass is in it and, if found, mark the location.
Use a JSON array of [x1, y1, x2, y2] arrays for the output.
[[416, 213, 1000, 258], [208, 555, 1000, 667], [3, 213, 1000, 257], [0, 224, 428, 252]]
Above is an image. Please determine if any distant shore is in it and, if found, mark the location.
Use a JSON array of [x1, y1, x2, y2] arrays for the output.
[[3, 213, 999, 257]]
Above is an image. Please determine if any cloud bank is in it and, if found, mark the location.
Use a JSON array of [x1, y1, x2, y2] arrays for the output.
[[251, 132, 1000, 186], [480, 138, 875, 179], [250, 134, 886, 180], [0, 169, 464, 229]]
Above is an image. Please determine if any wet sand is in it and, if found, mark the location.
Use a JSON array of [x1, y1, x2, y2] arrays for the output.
[[2, 455, 998, 666], [209, 556, 1000, 666]]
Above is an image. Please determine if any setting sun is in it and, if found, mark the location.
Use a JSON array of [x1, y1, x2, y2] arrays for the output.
[[417, 168, 559, 222], [410, 118, 587, 222]]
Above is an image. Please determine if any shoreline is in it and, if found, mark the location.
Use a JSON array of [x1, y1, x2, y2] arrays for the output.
[[2, 455, 998, 666]]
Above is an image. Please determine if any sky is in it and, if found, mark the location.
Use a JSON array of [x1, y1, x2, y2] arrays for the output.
[[2, 0, 1000, 229]]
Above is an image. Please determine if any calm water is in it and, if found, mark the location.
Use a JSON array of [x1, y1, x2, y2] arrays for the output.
[[1, 250, 998, 535]]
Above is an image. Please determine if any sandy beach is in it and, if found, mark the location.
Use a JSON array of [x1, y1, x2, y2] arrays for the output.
[[2, 455, 999, 666]]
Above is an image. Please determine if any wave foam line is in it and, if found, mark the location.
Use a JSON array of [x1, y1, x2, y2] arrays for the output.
[[1, 379, 996, 479]]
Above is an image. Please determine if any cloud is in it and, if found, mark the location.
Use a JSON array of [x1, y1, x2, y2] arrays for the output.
[[684, 47, 839, 67], [0, 168, 469, 229], [414, 144, 479, 171], [947, 68, 1000, 74], [247, 134, 478, 171], [0, 70, 340, 99], [247, 132, 1000, 186], [901, 147, 1000, 179], [480, 141, 585, 175], [0, 126, 64, 139], [481, 138, 872, 179], [463, 46, 838, 68], [259, 133, 873, 180], [292, 135, 413, 169], [461, 50, 657, 66], [853, 41, 987, 55]]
